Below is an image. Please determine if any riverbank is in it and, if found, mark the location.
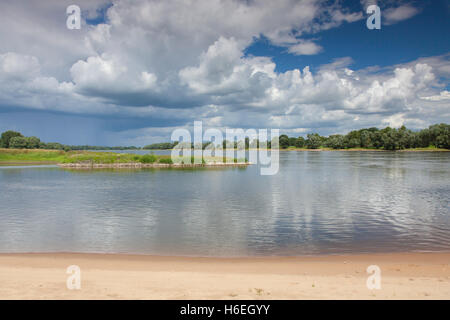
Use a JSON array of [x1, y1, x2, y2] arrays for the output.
[[0, 252, 448, 299], [0, 149, 247, 167], [142, 147, 450, 152], [1, 148, 449, 166], [58, 162, 249, 168], [279, 147, 450, 152]]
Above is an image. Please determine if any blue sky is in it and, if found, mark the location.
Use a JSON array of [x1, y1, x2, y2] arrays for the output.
[[246, 0, 450, 73], [0, 0, 449, 146]]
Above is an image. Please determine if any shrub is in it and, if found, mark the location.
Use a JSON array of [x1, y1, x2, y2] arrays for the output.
[[139, 154, 157, 163], [158, 157, 173, 164]]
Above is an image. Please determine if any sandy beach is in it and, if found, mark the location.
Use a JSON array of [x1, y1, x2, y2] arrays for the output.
[[0, 252, 448, 300]]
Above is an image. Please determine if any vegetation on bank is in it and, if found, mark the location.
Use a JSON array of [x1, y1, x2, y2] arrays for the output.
[[143, 142, 178, 150], [144, 123, 450, 151], [0, 149, 68, 163], [0, 149, 243, 165], [0, 149, 145, 164], [290, 124, 450, 151], [0, 131, 138, 151], [1, 123, 449, 152]]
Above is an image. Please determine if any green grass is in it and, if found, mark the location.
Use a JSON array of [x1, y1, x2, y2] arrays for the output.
[[0, 148, 68, 163], [138, 154, 158, 163], [0, 149, 157, 164], [0, 149, 243, 165], [158, 157, 173, 164]]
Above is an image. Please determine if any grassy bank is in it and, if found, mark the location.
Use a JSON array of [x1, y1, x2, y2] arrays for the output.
[[0, 148, 68, 164], [0, 149, 244, 165]]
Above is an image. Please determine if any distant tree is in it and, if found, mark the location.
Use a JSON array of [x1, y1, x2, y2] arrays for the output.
[[287, 137, 297, 147], [326, 135, 345, 149], [397, 125, 415, 149], [345, 130, 361, 148], [0, 130, 23, 148], [9, 136, 28, 149], [359, 130, 372, 148], [295, 137, 305, 148], [279, 135, 290, 149], [143, 142, 176, 150], [306, 133, 322, 149], [380, 127, 402, 150], [42, 142, 64, 150], [418, 128, 431, 148], [370, 130, 383, 149], [245, 137, 250, 149], [25, 136, 41, 149], [270, 136, 280, 149], [429, 123, 450, 149]]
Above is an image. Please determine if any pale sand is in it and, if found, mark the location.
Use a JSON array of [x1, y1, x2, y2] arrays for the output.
[[0, 252, 448, 300]]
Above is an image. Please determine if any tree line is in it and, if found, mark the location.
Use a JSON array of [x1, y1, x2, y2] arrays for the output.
[[285, 123, 450, 150], [143, 142, 178, 150], [1, 123, 449, 151], [0, 131, 138, 151], [148, 123, 449, 151]]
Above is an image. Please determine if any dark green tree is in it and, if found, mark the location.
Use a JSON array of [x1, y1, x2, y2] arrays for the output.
[[9, 136, 28, 149], [326, 135, 345, 149], [306, 133, 322, 149], [0, 130, 23, 148], [287, 137, 297, 147], [26, 136, 41, 149], [295, 137, 305, 148], [429, 123, 450, 149], [279, 135, 290, 149]]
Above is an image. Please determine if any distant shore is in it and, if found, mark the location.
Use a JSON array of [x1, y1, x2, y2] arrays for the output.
[[0, 252, 448, 299], [143, 147, 450, 152], [279, 147, 450, 152], [1, 147, 448, 166]]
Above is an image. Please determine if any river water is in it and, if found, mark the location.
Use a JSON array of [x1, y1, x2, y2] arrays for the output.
[[0, 151, 449, 256]]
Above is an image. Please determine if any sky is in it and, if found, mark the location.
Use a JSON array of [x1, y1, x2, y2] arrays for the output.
[[0, 0, 449, 146]]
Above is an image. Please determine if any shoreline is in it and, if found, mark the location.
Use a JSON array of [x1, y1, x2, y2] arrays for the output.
[[1, 148, 448, 167], [1, 252, 448, 299], [57, 162, 250, 169], [143, 148, 450, 152]]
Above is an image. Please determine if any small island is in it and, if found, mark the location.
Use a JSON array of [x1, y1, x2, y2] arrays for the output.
[[0, 148, 249, 168]]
